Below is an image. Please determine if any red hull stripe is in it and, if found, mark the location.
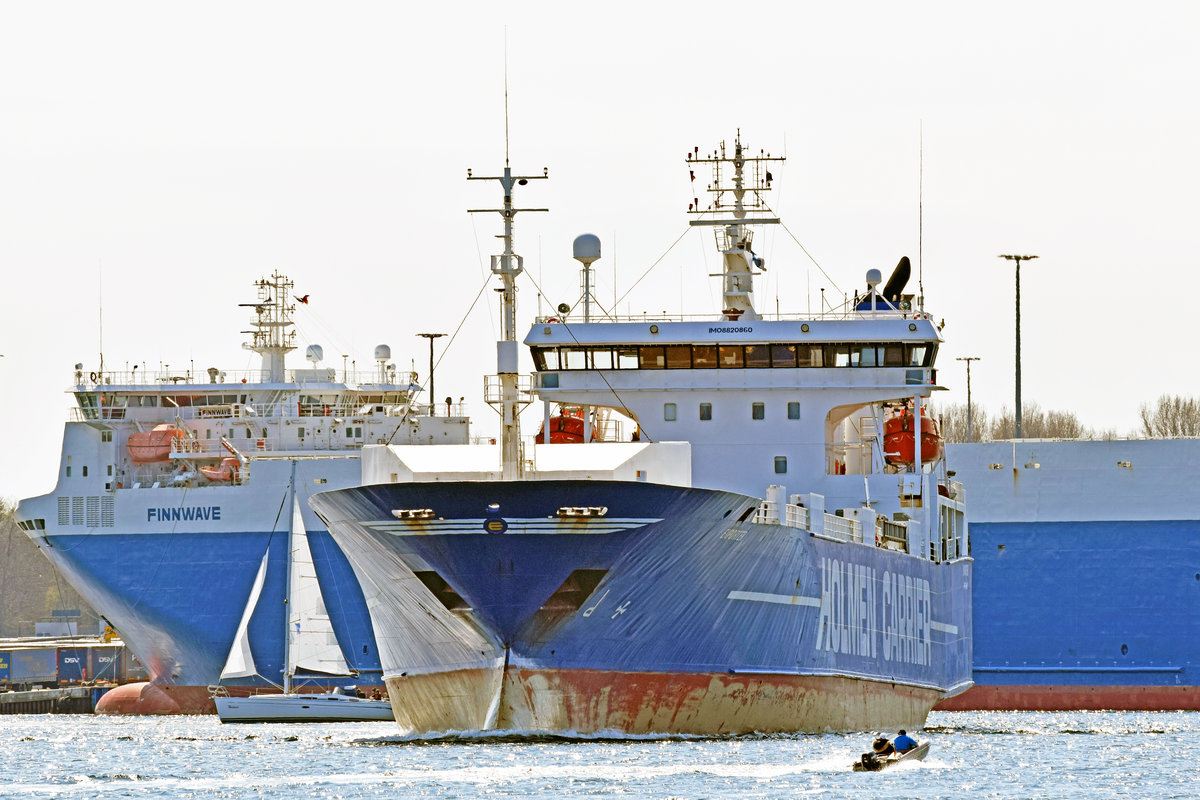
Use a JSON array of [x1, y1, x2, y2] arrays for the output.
[[936, 684, 1200, 712]]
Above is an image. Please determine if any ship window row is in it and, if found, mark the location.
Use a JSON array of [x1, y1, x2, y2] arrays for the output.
[[667, 401, 803, 422], [531, 342, 935, 371]]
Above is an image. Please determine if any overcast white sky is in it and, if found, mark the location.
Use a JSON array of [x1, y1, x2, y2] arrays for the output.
[[3, 2, 1199, 502]]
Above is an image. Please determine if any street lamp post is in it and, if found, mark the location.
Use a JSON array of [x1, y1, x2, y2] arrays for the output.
[[998, 254, 1038, 438], [956, 356, 980, 443], [417, 333, 446, 416]]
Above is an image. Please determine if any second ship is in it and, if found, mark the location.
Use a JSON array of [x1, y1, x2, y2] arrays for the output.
[[310, 136, 974, 734]]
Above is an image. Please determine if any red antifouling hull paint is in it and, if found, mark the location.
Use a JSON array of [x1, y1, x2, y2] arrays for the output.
[[936, 685, 1200, 712]]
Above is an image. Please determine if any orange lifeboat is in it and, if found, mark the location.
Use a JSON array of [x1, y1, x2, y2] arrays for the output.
[[126, 424, 184, 464], [199, 457, 241, 482], [535, 407, 592, 444], [883, 407, 943, 466]]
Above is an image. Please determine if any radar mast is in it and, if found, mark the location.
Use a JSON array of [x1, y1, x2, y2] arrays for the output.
[[687, 132, 784, 320], [468, 163, 548, 479], [240, 272, 297, 383]]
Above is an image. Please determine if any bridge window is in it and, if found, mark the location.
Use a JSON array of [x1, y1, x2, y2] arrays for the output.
[[562, 348, 587, 370], [745, 344, 771, 368], [664, 403, 677, 421], [692, 345, 719, 368], [788, 402, 800, 420], [699, 402, 712, 421], [617, 347, 640, 369], [797, 345, 824, 367], [771, 344, 797, 367], [530, 341, 933, 371], [827, 345, 853, 367], [718, 345, 744, 368], [590, 349, 614, 369], [665, 345, 692, 369], [774, 456, 788, 474], [751, 402, 765, 420], [639, 347, 665, 369]]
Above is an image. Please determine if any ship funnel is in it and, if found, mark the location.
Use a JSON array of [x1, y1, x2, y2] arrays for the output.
[[573, 233, 601, 266], [306, 344, 324, 364], [374, 344, 391, 362], [882, 256, 911, 302]]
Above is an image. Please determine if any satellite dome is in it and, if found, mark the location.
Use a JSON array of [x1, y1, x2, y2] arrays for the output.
[[866, 268, 882, 287], [305, 344, 324, 363], [375, 344, 391, 361], [573, 233, 601, 266]]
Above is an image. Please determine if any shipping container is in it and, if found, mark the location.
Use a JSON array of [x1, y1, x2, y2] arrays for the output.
[[57, 648, 88, 684], [89, 647, 124, 683], [12, 650, 57, 686]]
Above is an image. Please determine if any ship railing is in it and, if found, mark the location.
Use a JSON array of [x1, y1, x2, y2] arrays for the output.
[[876, 517, 909, 552], [533, 307, 927, 325], [483, 374, 534, 405], [753, 500, 780, 525], [822, 513, 862, 543], [408, 402, 470, 419], [784, 503, 809, 530], [70, 368, 420, 388]]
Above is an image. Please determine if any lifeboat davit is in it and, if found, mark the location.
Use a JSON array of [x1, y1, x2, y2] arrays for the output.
[[535, 407, 592, 444], [883, 408, 943, 466], [126, 424, 184, 464], [199, 457, 240, 482]]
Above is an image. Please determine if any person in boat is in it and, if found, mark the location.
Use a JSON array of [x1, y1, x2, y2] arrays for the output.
[[871, 736, 895, 756], [893, 730, 917, 753]]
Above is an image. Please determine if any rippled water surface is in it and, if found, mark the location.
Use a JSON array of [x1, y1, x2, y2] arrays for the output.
[[1, 711, 1196, 798]]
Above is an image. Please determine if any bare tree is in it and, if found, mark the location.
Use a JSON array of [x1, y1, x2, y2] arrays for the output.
[[989, 401, 1088, 440], [1139, 394, 1200, 438], [933, 402, 990, 444]]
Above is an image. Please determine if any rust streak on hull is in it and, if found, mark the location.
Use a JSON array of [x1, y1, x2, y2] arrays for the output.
[[386, 667, 941, 734]]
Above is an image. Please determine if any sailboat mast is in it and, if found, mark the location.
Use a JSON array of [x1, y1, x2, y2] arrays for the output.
[[282, 460, 297, 694]]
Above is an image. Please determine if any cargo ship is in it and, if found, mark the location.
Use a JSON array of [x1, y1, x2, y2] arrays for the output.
[[14, 274, 470, 713], [309, 135, 974, 734], [937, 438, 1200, 711]]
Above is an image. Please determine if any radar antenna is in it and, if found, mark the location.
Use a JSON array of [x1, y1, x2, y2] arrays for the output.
[[687, 131, 785, 320]]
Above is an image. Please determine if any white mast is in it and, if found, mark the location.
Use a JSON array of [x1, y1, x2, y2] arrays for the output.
[[241, 272, 297, 383], [687, 132, 784, 320], [468, 164, 548, 479]]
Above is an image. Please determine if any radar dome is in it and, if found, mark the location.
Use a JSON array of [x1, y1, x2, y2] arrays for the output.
[[375, 344, 391, 361], [865, 268, 882, 287], [573, 233, 601, 266], [305, 344, 324, 363]]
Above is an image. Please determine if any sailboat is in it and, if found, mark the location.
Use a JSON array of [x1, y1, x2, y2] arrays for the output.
[[213, 473, 393, 723]]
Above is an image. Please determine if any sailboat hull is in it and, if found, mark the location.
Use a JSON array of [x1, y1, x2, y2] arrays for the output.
[[215, 693, 393, 723]]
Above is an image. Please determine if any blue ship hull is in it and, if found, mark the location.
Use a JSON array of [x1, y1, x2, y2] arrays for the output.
[[29, 528, 381, 712], [939, 440, 1200, 710], [313, 480, 972, 734]]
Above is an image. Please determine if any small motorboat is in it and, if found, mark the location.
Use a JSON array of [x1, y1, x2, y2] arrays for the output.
[[852, 740, 931, 772]]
